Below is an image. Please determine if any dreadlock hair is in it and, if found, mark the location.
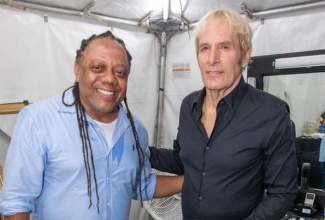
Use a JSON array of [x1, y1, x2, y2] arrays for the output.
[[123, 96, 146, 206], [75, 30, 132, 67], [62, 30, 146, 213]]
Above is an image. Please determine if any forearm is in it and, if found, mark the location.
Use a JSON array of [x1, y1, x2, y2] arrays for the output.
[[4, 213, 30, 220], [149, 140, 184, 175], [154, 175, 184, 198]]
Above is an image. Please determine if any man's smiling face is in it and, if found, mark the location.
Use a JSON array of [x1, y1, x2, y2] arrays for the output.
[[74, 38, 130, 123]]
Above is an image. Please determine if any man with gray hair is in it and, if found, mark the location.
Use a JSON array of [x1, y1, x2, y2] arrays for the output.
[[150, 9, 298, 219]]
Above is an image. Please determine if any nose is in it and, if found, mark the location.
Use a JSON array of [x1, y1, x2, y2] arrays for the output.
[[103, 70, 118, 85], [208, 47, 220, 65]]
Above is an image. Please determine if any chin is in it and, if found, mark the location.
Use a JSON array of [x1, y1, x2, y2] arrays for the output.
[[205, 83, 225, 90]]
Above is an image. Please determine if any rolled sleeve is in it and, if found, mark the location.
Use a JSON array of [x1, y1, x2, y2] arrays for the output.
[[0, 107, 44, 215]]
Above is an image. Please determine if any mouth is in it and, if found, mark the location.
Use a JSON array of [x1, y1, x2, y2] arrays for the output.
[[97, 88, 115, 96], [207, 70, 223, 75]]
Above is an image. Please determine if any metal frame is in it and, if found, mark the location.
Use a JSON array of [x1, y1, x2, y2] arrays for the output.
[[247, 49, 325, 90], [0, 129, 10, 144]]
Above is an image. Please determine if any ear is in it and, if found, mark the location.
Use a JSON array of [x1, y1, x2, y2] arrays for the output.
[[74, 62, 80, 82], [241, 48, 252, 68]]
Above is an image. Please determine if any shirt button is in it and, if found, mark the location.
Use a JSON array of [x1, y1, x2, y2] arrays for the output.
[[202, 172, 205, 176], [198, 196, 203, 200], [205, 146, 209, 150]]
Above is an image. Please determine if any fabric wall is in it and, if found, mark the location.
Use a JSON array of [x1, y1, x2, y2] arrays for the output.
[[161, 9, 325, 149], [159, 31, 202, 148], [0, 6, 159, 147], [0, 5, 158, 220]]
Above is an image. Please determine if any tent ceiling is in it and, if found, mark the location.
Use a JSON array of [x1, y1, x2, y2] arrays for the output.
[[1, 0, 325, 31]]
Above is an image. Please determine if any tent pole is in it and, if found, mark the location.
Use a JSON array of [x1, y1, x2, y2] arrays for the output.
[[188, 1, 325, 28], [251, 1, 325, 17], [2, 1, 140, 27], [153, 31, 167, 147]]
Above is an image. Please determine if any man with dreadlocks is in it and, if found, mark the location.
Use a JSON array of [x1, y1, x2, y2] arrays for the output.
[[0, 30, 183, 220]]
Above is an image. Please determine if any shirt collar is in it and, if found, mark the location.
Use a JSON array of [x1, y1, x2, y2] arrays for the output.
[[192, 87, 206, 113], [223, 76, 248, 111], [192, 76, 248, 112]]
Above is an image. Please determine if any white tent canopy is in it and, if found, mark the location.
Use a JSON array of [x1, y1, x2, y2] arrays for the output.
[[1, 0, 325, 219]]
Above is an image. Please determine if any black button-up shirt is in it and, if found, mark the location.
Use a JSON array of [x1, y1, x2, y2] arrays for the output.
[[150, 77, 298, 220]]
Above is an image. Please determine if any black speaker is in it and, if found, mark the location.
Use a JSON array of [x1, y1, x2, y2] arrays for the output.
[[301, 163, 311, 190]]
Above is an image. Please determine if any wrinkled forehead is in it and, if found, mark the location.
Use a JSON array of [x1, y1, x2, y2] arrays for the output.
[[195, 18, 239, 52]]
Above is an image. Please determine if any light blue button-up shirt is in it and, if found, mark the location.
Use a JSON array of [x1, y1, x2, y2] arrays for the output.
[[0, 90, 156, 220]]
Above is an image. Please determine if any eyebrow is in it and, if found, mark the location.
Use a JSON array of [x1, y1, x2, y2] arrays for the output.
[[198, 41, 232, 48]]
